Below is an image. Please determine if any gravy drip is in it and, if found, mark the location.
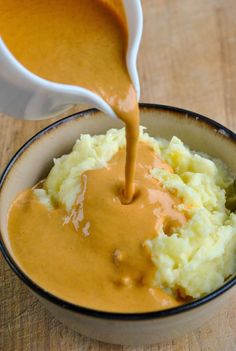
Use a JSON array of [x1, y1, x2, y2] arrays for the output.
[[1, 0, 139, 202]]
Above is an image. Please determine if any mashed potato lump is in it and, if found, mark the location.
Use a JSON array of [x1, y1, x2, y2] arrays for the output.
[[35, 127, 236, 300]]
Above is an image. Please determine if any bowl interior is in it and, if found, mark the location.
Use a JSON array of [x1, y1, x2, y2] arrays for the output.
[[0, 105, 236, 302]]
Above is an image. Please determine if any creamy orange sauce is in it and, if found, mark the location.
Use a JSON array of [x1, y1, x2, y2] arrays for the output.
[[3, 0, 188, 311], [8, 143, 186, 312], [0, 0, 138, 202]]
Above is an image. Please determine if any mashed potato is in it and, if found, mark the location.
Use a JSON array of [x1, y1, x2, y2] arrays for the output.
[[35, 127, 236, 299]]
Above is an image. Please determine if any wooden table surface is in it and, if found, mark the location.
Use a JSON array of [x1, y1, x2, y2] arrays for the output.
[[1, 0, 236, 350]]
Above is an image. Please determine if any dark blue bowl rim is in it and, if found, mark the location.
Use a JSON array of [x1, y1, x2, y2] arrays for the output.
[[0, 103, 235, 321]]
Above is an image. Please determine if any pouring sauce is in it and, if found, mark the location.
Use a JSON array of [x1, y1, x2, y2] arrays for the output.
[[3, 0, 187, 311], [1, 0, 138, 202]]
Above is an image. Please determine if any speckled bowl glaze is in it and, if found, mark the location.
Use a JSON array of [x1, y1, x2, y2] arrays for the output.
[[0, 104, 236, 345]]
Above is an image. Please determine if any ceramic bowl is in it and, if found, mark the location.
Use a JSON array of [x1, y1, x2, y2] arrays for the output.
[[0, 104, 236, 345]]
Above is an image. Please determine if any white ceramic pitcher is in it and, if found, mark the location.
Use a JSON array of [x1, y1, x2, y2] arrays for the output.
[[0, 0, 143, 120]]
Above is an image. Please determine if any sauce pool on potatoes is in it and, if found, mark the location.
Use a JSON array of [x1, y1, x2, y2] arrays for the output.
[[8, 143, 185, 312]]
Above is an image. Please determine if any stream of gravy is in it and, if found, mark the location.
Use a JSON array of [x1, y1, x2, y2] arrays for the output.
[[8, 143, 186, 312], [1, 0, 138, 203]]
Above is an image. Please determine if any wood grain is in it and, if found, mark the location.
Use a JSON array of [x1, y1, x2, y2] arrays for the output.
[[1, 0, 236, 350]]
